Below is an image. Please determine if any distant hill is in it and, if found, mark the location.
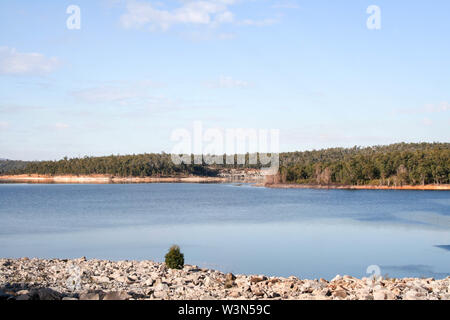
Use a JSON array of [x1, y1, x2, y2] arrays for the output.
[[0, 160, 30, 174]]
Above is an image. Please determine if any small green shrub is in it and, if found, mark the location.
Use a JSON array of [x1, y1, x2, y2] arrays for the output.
[[165, 245, 185, 269]]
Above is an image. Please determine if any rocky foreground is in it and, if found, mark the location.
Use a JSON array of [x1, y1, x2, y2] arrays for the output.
[[1, 258, 449, 300]]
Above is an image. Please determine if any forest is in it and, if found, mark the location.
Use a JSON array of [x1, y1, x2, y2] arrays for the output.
[[279, 142, 449, 186], [4, 154, 219, 177], [0, 160, 29, 175], [1, 142, 449, 186]]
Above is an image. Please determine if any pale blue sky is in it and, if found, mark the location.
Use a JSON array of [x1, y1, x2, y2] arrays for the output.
[[0, 0, 449, 160]]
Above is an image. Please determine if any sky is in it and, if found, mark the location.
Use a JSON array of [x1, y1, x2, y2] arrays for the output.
[[0, 0, 449, 160]]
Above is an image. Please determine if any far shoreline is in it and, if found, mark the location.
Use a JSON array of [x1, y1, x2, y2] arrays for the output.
[[1, 174, 450, 190], [0, 174, 228, 184], [261, 183, 450, 191]]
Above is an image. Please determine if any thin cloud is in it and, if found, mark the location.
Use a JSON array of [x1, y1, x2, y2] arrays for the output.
[[394, 102, 450, 115], [271, 1, 300, 9], [54, 123, 70, 130], [70, 80, 196, 115], [0, 103, 47, 114], [0, 47, 61, 76], [205, 75, 250, 89], [239, 17, 279, 26], [422, 118, 433, 126], [120, 0, 236, 31], [424, 102, 450, 113], [119, 0, 279, 33], [0, 121, 10, 129], [71, 80, 163, 105], [72, 86, 142, 104]]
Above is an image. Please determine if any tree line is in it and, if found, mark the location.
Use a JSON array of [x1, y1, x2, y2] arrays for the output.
[[279, 143, 449, 186], [7, 154, 219, 177], [0, 160, 29, 175], [2, 143, 449, 185]]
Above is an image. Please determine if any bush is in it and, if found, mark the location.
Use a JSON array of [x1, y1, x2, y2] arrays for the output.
[[165, 245, 184, 269]]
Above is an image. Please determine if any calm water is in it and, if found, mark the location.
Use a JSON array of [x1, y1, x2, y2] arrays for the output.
[[0, 183, 449, 280]]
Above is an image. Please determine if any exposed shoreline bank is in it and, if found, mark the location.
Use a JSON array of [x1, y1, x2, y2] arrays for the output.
[[1, 258, 449, 300], [0, 174, 228, 184], [261, 183, 450, 191], [1, 174, 449, 190]]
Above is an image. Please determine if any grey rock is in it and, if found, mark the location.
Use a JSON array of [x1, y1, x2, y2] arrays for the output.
[[1, 258, 449, 301], [373, 290, 387, 300], [0, 290, 11, 301], [35, 288, 61, 300], [154, 283, 169, 292], [103, 291, 131, 300], [79, 292, 101, 300], [331, 275, 343, 282], [333, 290, 347, 299], [225, 273, 236, 281], [16, 290, 30, 295]]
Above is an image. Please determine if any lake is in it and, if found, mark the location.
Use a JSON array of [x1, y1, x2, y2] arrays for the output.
[[0, 183, 449, 280]]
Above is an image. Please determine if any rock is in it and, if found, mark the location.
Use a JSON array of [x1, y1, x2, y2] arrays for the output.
[[224, 279, 235, 289], [331, 275, 343, 282], [79, 292, 100, 300], [333, 290, 347, 299], [269, 278, 280, 284], [16, 290, 30, 295], [153, 291, 168, 299], [225, 273, 236, 281], [62, 297, 79, 300], [269, 292, 281, 298], [1, 261, 12, 267], [228, 291, 241, 298], [143, 278, 154, 286], [95, 276, 110, 283], [115, 275, 132, 283], [154, 283, 169, 292], [250, 276, 266, 283], [0, 290, 12, 301], [403, 290, 423, 300], [314, 288, 331, 297], [224, 273, 236, 288], [373, 288, 397, 300], [0, 258, 448, 301], [252, 289, 264, 297], [373, 290, 386, 300], [204, 276, 213, 287], [103, 291, 131, 300], [35, 288, 61, 300], [184, 265, 201, 272]]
